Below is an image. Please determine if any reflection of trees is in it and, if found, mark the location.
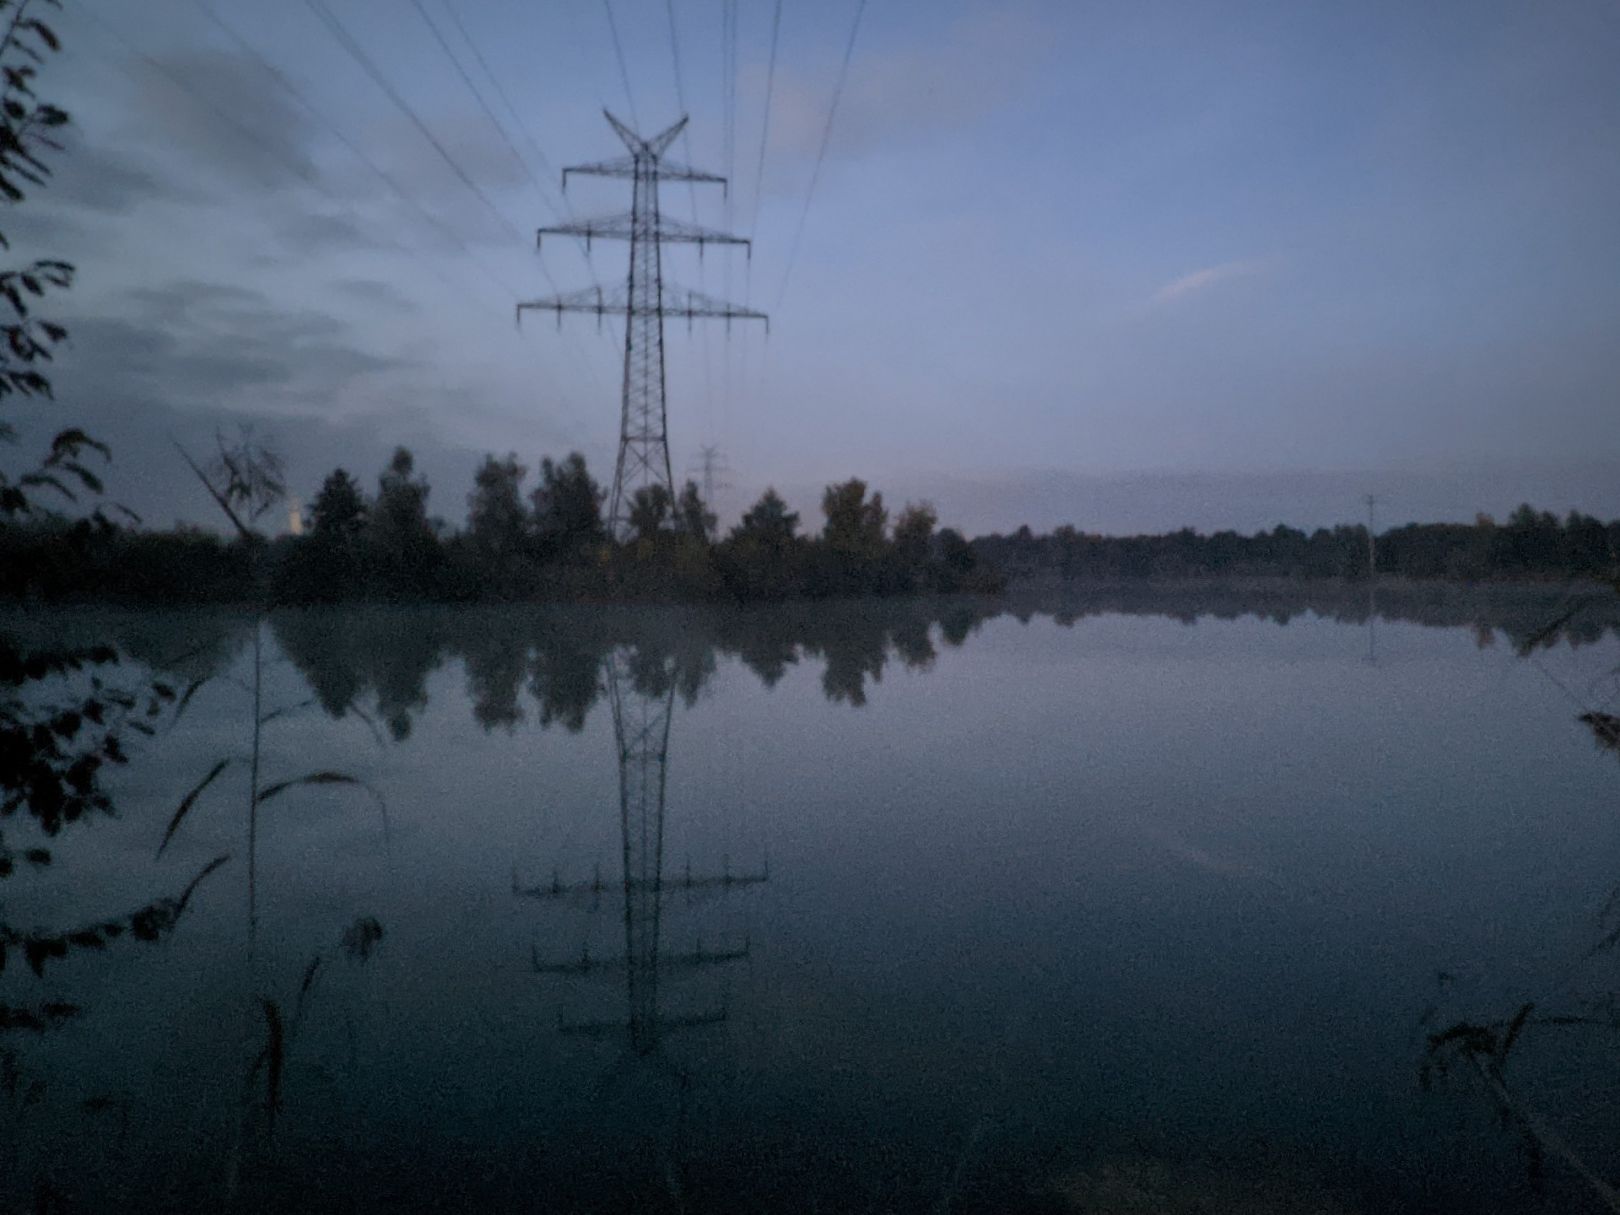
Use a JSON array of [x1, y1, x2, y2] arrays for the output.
[[462, 626, 528, 733], [274, 610, 447, 741], [1029, 582, 1620, 652], [273, 600, 1005, 736], [268, 589, 1618, 742], [815, 627, 886, 707], [529, 639, 604, 733], [891, 616, 937, 671]]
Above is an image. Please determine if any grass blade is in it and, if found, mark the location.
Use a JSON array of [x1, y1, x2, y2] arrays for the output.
[[256, 770, 368, 805], [169, 676, 210, 724], [255, 771, 390, 843], [260, 998, 283, 1134], [258, 697, 315, 727], [175, 854, 231, 914], [156, 760, 232, 858]]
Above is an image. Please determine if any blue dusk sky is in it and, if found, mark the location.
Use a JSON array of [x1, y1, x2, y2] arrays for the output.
[[14, 0, 1620, 534]]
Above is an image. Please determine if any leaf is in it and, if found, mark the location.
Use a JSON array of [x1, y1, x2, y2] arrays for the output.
[[156, 760, 231, 857], [27, 20, 60, 52], [257, 770, 376, 807], [60, 460, 102, 494], [49, 427, 108, 459], [17, 470, 71, 501], [258, 697, 315, 727]]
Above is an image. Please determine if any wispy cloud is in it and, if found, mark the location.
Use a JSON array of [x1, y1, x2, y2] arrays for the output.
[[1148, 260, 1266, 308]]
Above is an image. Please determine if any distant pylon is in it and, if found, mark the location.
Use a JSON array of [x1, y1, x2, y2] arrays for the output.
[[518, 112, 767, 540], [688, 444, 731, 510], [1364, 493, 1378, 578]]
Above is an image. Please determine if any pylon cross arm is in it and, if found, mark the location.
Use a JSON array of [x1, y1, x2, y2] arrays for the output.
[[537, 214, 751, 252], [562, 154, 726, 193], [517, 283, 768, 332]]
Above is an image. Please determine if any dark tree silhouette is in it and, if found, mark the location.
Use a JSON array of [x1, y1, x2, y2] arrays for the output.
[[466, 453, 528, 563], [310, 468, 367, 542], [370, 447, 440, 597], [734, 488, 799, 547], [531, 451, 605, 562], [821, 478, 886, 557], [627, 483, 673, 543], [675, 479, 715, 543]]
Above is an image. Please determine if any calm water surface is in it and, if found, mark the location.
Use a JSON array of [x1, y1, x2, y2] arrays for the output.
[[4, 593, 1620, 1212]]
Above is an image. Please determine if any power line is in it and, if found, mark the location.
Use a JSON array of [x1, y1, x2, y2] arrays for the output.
[[662, 0, 715, 439], [186, 0, 520, 298], [739, 0, 784, 454], [78, 2, 317, 188], [293, 0, 605, 427], [722, 0, 737, 197], [439, 0, 563, 202], [406, 0, 607, 337], [776, 0, 868, 310], [95, 0, 598, 450], [436, 0, 606, 303], [720, 0, 737, 435], [748, 0, 783, 240], [301, 0, 526, 248], [407, 0, 553, 217], [601, 0, 640, 130], [661, 0, 697, 215]]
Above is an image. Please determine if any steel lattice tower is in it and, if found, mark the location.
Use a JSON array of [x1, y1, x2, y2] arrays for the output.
[[519, 112, 767, 539], [689, 444, 731, 513]]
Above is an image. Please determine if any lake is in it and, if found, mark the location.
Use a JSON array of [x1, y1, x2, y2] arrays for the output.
[[4, 588, 1620, 1212]]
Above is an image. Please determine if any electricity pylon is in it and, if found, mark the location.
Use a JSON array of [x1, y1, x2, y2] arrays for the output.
[[1363, 494, 1379, 666], [1364, 493, 1378, 579], [516, 649, 766, 1057], [518, 112, 767, 540], [688, 444, 730, 511]]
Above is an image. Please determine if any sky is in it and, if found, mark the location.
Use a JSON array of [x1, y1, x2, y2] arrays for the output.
[[9, 0, 1620, 535]]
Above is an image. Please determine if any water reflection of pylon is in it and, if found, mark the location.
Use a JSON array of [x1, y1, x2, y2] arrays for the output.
[[515, 649, 766, 1058]]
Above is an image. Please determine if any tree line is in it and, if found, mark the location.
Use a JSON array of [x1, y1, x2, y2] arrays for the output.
[[0, 445, 1003, 604], [974, 505, 1620, 583]]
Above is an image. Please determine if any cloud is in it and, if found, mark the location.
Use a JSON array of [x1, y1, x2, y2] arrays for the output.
[[48, 138, 184, 213], [272, 210, 404, 254], [1147, 260, 1265, 308], [0, 132, 207, 257], [124, 49, 319, 191], [57, 280, 413, 419], [332, 278, 420, 313]]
